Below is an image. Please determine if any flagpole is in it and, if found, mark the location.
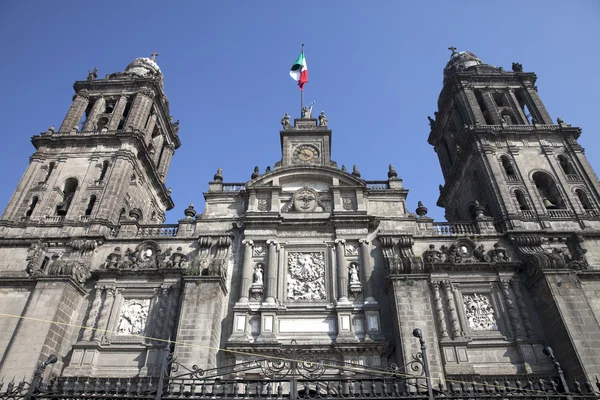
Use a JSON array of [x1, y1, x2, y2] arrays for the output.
[[300, 43, 304, 116]]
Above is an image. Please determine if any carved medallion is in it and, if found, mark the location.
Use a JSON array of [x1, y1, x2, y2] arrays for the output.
[[293, 187, 319, 213], [463, 294, 497, 331], [287, 252, 326, 300], [117, 299, 150, 335]]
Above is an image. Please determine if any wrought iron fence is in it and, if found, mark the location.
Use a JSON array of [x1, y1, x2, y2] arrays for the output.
[[4, 330, 600, 400]]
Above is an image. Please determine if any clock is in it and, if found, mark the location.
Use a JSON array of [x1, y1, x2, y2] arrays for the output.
[[293, 144, 320, 163]]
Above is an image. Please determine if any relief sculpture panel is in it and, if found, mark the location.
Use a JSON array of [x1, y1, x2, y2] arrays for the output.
[[117, 299, 150, 336], [287, 252, 326, 300], [463, 293, 497, 331]]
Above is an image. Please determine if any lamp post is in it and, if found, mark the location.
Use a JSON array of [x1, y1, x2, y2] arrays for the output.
[[543, 346, 570, 394], [27, 355, 57, 400], [413, 328, 434, 400]]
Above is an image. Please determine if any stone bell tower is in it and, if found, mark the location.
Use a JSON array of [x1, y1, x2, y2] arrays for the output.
[[430, 48, 600, 231], [0, 57, 180, 238]]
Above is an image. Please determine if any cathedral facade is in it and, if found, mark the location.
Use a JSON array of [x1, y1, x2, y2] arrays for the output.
[[1, 51, 600, 386]]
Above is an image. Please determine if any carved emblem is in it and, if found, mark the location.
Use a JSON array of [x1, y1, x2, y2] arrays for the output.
[[117, 299, 150, 336], [463, 293, 497, 331], [287, 252, 326, 300], [490, 242, 510, 263], [253, 244, 266, 257], [46, 253, 91, 284], [345, 243, 359, 256], [293, 187, 319, 213], [26, 241, 48, 276], [342, 197, 355, 211], [257, 198, 269, 212]]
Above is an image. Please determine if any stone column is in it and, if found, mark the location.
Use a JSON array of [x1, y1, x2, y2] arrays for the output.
[[239, 239, 254, 303], [107, 95, 128, 130], [59, 91, 90, 132], [358, 238, 375, 303], [82, 96, 106, 131], [158, 144, 175, 182], [431, 281, 448, 338], [162, 285, 180, 340], [335, 239, 348, 301], [92, 287, 115, 341], [145, 113, 157, 142], [525, 88, 553, 124], [507, 89, 529, 124], [481, 91, 500, 124], [500, 279, 524, 339], [442, 280, 461, 339], [125, 89, 154, 131], [81, 286, 103, 341], [265, 239, 278, 303]]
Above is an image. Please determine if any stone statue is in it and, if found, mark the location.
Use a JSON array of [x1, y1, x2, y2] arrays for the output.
[[318, 111, 328, 126], [253, 264, 263, 284], [87, 67, 98, 81], [427, 116, 436, 129], [557, 117, 564, 125], [511, 62, 523, 73], [349, 263, 360, 283], [281, 113, 290, 129]]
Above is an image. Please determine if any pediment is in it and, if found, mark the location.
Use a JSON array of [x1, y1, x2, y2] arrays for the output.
[[247, 166, 365, 192]]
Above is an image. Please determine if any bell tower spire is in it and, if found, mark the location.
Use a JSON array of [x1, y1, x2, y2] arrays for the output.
[[430, 49, 600, 231], [1, 57, 181, 237]]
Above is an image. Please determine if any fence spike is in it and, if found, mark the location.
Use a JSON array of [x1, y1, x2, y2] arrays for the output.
[[585, 380, 593, 394], [504, 377, 511, 393], [392, 381, 399, 396], [277, 381, 283, 398], [449, 381, 456, 394], [0, 378, 4, 393], [438, 380, 444, 393]]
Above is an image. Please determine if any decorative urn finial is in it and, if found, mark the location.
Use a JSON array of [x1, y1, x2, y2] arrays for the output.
[[416, 201, 428, 218], [388, 164, 398, 179], [251, 166, 260, 180], [352, 165, 361, 178], [184, 203, 196, 218], [213, 168, 223, 182]]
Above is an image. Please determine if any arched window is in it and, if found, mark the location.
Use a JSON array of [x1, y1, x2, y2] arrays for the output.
[[56, 178, 78, 216], [117, 99, 132, 130], [501, 156, 516, 178], [576, 189, 593, 210], [44, 162, 56, 183], [532, 172, 564, 209], [557, 155, 577, 177], [25, 196, 39, 218], [515, 190, 529, 210], [85, 195, 97, 216], [475, 91, 493, 124], [98, 160, 109, 182]]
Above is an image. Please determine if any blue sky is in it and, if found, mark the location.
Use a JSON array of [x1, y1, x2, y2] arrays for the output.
[[1, 1, 599, 223]]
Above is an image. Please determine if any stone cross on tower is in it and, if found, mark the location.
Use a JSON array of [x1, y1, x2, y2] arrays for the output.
[[448, 46, 457, 55], [150, 52, 159, 60]]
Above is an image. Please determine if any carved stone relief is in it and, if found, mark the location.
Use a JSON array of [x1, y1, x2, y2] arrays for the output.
[[463, 293, 497, 331], [253, 244, 266, 257], [342, 197, 355, 211], [345, 243, 359, 256], [257, 198, 269, 212], [287, 252, 326, 300], [117, 299, 150, 336], [282, 187, 328, 212]]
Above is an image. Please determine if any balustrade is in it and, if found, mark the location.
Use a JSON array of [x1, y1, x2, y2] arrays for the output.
[[432, 222, 476, 235], [137, 224, 179, 237], [547, 209, 573, 218], [365, 180, 389, 190]]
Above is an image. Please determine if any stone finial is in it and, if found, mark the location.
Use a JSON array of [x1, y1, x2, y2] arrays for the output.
[[265, 166, 271, 173], [439, 184, 444, 192], [427, 116, 435, 129], [416, 201, 428, 218], [318, 110, 328, 127], [45, 126, 55, 135], [557, 117, 564, 125], [251, 166, 260, 180], [352, 165, 361, 178], [167, 187, 173, 195], [341, 165, 347, 172], [388, 164, 398, 179], [87, 67, 98, 81], [281, 113, 290, 129], [213, 168, 223, 182], [473, 200, 485, 218], [511, 62, 523, 72], [184, 203, 196, 218]]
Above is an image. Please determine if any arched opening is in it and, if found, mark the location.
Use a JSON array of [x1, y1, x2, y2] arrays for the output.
[[96, 116, 109, 131], [98, 160, 109, 182], [501, 156, 516, 178], [117, 99, 132, 130], [85, 195, 97, 216], [25, 196, 39, 218], [532, 172, 564, 209], [44, 162, 56, 183], [500, 109, 515, 125], [515, 190, 530, 210], [576, 189, 593, 211], [516, 90, 533, 124], [56, 178, 78, 216], [475, 90, 493, 125], [558, 155, 577, 177]]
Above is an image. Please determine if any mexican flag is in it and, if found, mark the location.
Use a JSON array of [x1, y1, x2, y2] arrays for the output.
[[290, 51, 308, 90]]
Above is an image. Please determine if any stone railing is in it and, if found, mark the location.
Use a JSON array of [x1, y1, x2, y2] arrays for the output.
[[585, 209, 599, 218], [432, 222, 476, 235], [547, 209, 573, 218], [137, 224, 179, 237], [222, 182, 246, 192], [365, 180, 389, 190], [45, 216, 65, 223], [472, 124, 559, 131], [506, 174, 520, 182], [520, 210, 536, 219], [566, 174, 580, 181], [80, 216, 90, 222]]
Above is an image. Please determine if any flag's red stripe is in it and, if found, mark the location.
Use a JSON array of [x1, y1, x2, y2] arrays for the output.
[[298, 69, 308, 90]]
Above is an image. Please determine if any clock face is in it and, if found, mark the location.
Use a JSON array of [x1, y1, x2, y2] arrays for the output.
[[293, 145, 320, 163]]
